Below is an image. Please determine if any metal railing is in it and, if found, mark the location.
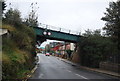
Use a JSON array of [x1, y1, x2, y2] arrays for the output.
[[38, 23, 80, 35]]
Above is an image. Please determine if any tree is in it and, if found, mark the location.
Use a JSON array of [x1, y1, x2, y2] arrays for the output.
[[101, 1, 120, 43], [2, 5, 37, 79], [82, 29, 93, 37], [93, 29, 101, 36], [24, 3, 38, 27], [79, 29, 119, 67], [3, 8, 22, 27], [66, 49, 72, 58]]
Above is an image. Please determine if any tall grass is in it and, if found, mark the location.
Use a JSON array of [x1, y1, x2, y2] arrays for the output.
[[2, 24, 36, 79]]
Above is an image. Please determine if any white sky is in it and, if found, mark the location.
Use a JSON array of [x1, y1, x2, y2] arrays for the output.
[[5, 0, 117, 47]]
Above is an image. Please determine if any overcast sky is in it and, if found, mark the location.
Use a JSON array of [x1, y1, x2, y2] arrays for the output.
[[5, 0, 117, 47]]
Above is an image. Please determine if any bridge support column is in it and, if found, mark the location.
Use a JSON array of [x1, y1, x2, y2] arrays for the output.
[[72, 43, 81, 64]]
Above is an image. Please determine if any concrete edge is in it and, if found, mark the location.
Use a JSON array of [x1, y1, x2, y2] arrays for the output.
[[23, 65, 38, 81], [79, 66, 120, 78], [60, 58, 120, 78]]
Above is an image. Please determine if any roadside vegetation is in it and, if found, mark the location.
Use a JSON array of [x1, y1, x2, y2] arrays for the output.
[[79, 1, 119, 68], [2, 1, 38, 80], [1, 0, 120, 79]]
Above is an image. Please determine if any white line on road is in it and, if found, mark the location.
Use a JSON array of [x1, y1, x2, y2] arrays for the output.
[[75, 74, 88, 79], [66, 70, 72, 72], [39, 73, 44, 78]]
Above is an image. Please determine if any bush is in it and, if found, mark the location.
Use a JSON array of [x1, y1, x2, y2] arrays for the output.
[[79, 30, 119, 68], [2, 23, 36, 79], [2, 7, 37, 80]]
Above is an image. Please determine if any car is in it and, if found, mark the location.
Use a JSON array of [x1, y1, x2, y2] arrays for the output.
[[45, 53, 50, 56]]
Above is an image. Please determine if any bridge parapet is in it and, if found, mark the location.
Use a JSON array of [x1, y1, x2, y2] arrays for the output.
[[38, 23, 80, 35]]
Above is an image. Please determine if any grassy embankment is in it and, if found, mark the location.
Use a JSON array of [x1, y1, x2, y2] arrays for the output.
[[2, 24, 36, 80]]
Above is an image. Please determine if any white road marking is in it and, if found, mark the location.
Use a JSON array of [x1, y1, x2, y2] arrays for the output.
[[66, 70, 72, 72], [39, 73, 44, 78], [75, 74, 88, 79]]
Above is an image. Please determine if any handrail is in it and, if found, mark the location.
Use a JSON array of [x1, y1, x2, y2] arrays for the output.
[[38, 23, 80, 35]]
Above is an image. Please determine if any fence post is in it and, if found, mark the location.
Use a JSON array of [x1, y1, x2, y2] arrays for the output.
[[59, 28, 61, 32], [69, 30, 71, 33]]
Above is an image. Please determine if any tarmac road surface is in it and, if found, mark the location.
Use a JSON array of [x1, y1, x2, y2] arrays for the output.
[[29, 54, 119, 81]]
